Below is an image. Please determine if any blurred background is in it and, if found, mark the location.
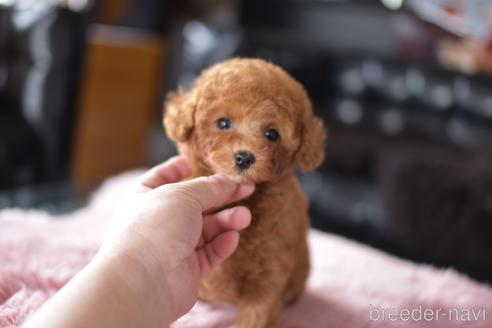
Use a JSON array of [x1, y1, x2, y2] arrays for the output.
[[1, 0, 492, 284]]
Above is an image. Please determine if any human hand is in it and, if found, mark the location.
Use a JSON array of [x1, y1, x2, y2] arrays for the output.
[[98, 156, 255, 323], [22, 156, 254, 328]]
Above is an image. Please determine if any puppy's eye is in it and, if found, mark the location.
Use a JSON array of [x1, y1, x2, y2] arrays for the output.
[[265, 128, 279, 141], [217, 118, 231, 130]]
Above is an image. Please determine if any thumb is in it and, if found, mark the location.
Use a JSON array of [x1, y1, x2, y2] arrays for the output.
[[155, 174, 255, 212]]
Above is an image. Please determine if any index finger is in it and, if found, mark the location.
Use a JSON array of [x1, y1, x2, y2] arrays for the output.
[[138, 156, 191, 191]]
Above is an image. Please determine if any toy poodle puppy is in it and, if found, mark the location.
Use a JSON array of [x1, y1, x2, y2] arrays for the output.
[[163, 58, 326, 327]]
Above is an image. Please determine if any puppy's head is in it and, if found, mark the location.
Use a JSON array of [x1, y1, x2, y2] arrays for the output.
[[164, 58, 326, 183]]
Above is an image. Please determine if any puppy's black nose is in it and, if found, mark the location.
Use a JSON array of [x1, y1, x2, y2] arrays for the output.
[[235, 151, 255, 170]]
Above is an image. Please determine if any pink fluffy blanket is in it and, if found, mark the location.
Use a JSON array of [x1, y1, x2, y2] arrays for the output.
[[1, 172, 491, 328]]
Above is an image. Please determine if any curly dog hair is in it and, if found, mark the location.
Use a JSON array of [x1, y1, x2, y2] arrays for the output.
[[164, 58, 326, 327]]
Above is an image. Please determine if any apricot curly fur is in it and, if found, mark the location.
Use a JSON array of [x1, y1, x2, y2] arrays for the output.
[[163, 58, 326, 327]]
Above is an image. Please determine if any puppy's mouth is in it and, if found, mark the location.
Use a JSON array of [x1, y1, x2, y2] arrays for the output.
[[208, 167, 256, 184], [208, 155, 259, 184]]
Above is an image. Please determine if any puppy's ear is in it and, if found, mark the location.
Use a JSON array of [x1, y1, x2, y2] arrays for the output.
[[163, 89, 196, 142], [294, 115, 326, 172]]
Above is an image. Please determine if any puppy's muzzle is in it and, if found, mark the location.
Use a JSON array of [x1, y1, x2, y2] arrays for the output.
[[235, 151, 255, 170]]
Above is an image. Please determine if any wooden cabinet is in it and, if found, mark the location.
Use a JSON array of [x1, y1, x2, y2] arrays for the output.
[[72, 25, 165, 186]]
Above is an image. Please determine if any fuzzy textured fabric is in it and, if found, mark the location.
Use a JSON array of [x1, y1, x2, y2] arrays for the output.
[[1, 171, 491, 328]]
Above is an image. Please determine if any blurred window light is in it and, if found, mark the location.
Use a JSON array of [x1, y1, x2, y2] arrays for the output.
[[431, 85, 453, 110], [337, 99, 363, 125], [380, 110, 404, 135], [0, 0, 15, 6], [184, 21, 216, 55], [453, 77, 471, 106], [406, 68, 425, 96], [361, 59, 384, 87], [340, 68, 365, 95], [0, 0, 91, 11], [64, 0, 92, 12], [381, 0, 403, 10], [1, 0, 55, 9], [388, 76, 408, 101], [13, 4, 51, 30], [446, 117, 470, 144]]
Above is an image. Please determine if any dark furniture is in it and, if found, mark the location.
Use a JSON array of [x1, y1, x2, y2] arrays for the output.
[[0, 2, 93, 190]]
